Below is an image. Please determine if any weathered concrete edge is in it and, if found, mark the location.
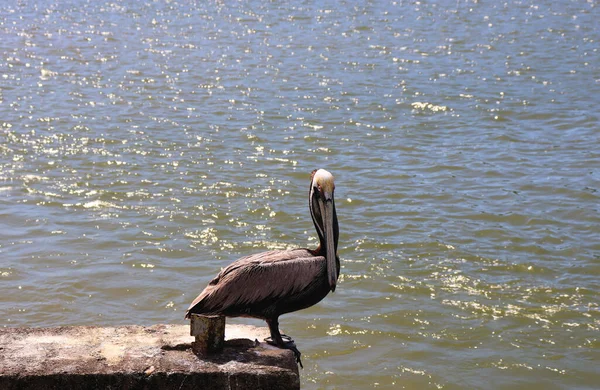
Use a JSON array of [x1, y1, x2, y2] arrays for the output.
[[0, 323, 300, 390]]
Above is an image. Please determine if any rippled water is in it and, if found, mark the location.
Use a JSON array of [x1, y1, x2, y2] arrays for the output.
[[1, 0, 599, 388]]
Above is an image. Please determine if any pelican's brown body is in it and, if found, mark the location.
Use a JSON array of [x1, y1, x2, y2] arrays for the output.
[[185, 169, 340, 367]]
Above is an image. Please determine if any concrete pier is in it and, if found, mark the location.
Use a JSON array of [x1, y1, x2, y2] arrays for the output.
[[0, 323, 300, 390]]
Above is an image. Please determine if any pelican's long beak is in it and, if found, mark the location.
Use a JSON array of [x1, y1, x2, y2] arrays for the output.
[[320, 192, 338, 292]]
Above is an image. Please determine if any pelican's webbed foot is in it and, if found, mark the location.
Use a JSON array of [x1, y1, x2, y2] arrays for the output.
[[264, 335, 304, 368]]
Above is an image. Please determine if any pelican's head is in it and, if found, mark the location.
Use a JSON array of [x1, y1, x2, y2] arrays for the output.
[[309, 169, 339, 292]]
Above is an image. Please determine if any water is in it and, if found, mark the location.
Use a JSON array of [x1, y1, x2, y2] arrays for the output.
[[1, 0, 599, 388]]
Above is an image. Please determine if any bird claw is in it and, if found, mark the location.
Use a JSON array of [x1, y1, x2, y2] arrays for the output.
[[264, 336, 304, 369], [289, 344, 304, 369]]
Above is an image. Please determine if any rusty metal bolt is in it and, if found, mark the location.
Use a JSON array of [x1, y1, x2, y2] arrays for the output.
[[189, 314, 225, 355]]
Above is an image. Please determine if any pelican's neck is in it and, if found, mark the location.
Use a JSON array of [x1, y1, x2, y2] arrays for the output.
[[308, 169, 340, 291], [308, 169, 339, 255]]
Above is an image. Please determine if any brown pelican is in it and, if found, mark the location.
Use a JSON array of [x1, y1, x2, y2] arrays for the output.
[[185, 169, 339, 367]]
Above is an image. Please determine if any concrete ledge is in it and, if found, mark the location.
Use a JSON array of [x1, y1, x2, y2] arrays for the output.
[[0, 324, 299, 390]]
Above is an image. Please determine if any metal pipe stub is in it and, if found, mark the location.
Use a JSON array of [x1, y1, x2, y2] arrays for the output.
[[189, 314, 225, 355]]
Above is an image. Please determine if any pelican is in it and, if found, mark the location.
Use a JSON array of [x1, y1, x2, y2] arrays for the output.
[[185, 169, 340, 367]]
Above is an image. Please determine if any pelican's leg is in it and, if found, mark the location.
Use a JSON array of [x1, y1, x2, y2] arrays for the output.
[[264, 318, 303, 368]]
